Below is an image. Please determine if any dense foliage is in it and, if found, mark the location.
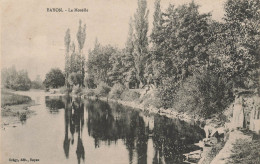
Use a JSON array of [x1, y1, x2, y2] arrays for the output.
[[109, 83, 127, 99], [2, 0, 257, 119], [1, 66, 31, 91], [43, 68, 65, 88], [84, 0, 259, 118], [64, 20, 86, 88], [95, 82, 111, 97]]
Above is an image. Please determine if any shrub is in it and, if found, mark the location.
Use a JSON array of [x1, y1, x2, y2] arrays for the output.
[[95, 82, 111, 97], [140, 89, 162, 108], [109, 83, 127, 99], [31, 76, 44, 89], [173, 70, 234, 118], [59, 86, 71, 94], [84, 74, 96, 89], [121, 90, 141, 101], [72, 85, 83, 96], [31, 81, 44, 89], [68, 72, 82, 86], [158, 77, 179, 108]]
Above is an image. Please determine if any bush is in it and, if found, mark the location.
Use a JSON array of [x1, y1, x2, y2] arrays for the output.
[[158, 77, 179, 108], [95, 82, 111, 97], [31, 81, 44, 89], [121, 90, 141, 101], [140, 89, 162, 108], [68, 72, 82, 86], [109, 83, 127, 99], [84, 74, 96, 89], [59, 86, 71, 94], [31, 76, 44, 89], [173, 70, 234, 118], [72, 85, 83, 96]]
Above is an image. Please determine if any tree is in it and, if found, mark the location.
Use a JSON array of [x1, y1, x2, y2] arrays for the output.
[[68, 72, 82, 86], [133, 0, 149, 88], [87, 41, 116, 86], [77, 20, 86, 54], [64, 28, 71, 87], [123, 18, 137, 88], [223, 0, 260, 89], [147, 0, 164, 87], [44, 68, 65, 88], [76, 20, 87, 87], [150, 0, 162, 49], [1, 66, 31, 91], [152, 2, 212, 84], [108, 50, 125, 85], [64, 20, 87, 89], [155, 2, 213, 109], [31, 75, 44, 89]]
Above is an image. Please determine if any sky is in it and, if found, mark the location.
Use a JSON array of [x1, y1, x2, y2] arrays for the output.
[[1, 0, 226, 80]]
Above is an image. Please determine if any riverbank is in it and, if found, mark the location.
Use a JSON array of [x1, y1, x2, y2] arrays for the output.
[[83, 87, 202, 124], [200, 93, 260, 164], [83, 90, 259, 164], [101, 95, 228, 163], [1, 89, 36, 129], [98, 96, 198, 122]]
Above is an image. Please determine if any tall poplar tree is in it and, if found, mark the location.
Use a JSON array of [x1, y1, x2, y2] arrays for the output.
[[124, 17, 136, 88], [76, 20, 87, 87], [151, 0, 162, 49], [64, 28, 71, 88], [133, 0, 149, 88]]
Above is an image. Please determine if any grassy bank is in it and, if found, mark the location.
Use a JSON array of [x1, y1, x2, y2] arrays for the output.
[[1, 89, 32, 107], [82, 84, 198, 123], [229, 135, 260, 163], [1, 89, 35, 127]]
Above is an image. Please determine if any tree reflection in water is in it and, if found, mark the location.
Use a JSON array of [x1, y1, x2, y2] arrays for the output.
[[46, 96, 86, 164], [45, 96, 65, 113], [86, 100, 205, 164], [65, 96, 85, 164], [45, 96, 205, 164]]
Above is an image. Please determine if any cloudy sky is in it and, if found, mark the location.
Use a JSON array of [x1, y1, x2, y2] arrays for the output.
[[1, 0, 226, 80]]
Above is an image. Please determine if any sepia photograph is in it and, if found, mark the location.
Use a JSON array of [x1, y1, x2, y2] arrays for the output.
[[1, 0, 259, 163]]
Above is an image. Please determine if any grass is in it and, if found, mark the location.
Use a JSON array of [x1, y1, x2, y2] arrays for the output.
[[228, 137, 260, 164], [1, 89, 32, 107], [1, 89, 35, 124], [205, 139, 226, 163]]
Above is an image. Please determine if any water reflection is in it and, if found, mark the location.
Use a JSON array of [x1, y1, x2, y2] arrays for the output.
[[64, 96, 85, 164], [45, 96, 65, 113], [45, 97, 205, 164]]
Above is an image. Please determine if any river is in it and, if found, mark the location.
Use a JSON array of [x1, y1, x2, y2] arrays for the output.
[[1, 90, 205, 164]]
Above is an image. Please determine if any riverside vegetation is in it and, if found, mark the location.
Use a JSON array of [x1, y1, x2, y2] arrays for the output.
[[1, 0, 259, 163], [1, 89, 35, 126]]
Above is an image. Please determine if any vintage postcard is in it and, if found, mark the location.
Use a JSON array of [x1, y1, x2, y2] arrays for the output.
[[1, 0, 259, 163]]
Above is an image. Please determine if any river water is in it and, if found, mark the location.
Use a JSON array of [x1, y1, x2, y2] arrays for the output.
[[1, 90, 205, 164]]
